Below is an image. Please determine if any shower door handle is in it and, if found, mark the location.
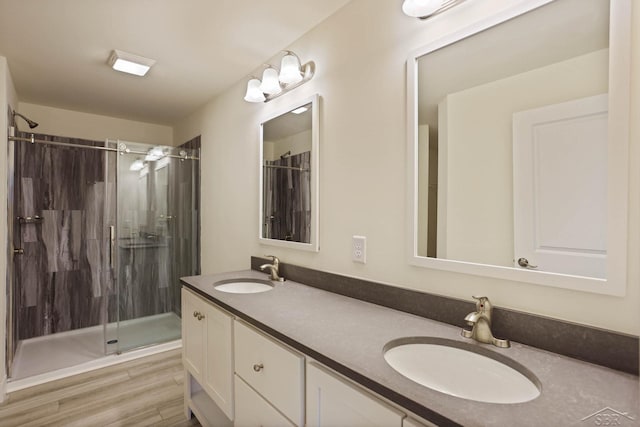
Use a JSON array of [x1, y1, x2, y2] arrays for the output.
[[109, 225, 115, 269]]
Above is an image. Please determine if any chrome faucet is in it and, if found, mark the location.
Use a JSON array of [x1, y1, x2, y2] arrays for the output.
[[260, 255, 285, 282], [461, 296, 510, 348]]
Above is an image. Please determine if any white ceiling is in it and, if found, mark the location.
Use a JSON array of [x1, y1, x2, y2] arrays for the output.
[[0, 0, 351, 125]]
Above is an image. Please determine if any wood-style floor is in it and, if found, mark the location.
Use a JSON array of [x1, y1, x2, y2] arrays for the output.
[[0, 348, 201, 427]]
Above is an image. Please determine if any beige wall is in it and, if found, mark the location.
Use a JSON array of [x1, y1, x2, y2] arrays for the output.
[[177, 0, 639, 335], [17, 103, 173, 146], [442, 49, 608, 266]]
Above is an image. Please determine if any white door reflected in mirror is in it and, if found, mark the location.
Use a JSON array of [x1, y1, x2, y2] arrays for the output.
[[512, 95, 608, 279]]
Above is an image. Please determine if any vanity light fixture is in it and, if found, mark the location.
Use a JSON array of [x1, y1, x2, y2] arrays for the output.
[[402, 0, 467, 19], [243, 51, 315, 103], [108, 49, 156, 76]]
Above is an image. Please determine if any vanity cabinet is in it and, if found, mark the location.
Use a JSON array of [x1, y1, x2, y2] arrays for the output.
[[182, 288, 234, 421], [234, 320, 305, 427], [234, 374, 295, 427], [306, 361, 405, 427], [182, 286, 434, 427]]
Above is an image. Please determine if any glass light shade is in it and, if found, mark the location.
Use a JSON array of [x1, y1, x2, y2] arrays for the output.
[[244, 78, 266, 102], [402, 0, 443, 17], [279, 54, 303, 85], [260, 68, 282, 95], [145, 146, 166, 161], [129, 159, 145, 171]]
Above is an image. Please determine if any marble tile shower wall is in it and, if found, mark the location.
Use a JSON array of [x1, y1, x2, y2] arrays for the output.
[[12, 133, 200, 341], [13, 132, 114, 340]]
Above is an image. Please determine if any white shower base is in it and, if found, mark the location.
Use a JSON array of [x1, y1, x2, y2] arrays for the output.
[[8, 312, 182, 390]]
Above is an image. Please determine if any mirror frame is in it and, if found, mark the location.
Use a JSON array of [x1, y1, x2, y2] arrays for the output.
[[259, 93, 320, 252], [406, 0, 630, 296]]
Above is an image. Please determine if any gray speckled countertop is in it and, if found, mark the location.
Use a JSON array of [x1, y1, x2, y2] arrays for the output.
[[181, 270, 639, 427]]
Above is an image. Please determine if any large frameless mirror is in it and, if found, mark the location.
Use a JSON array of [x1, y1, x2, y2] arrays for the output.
[[407, 0, 630, 295], [259, 94, 319, 251]]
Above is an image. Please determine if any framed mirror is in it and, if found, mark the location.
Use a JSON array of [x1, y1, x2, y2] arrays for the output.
[[407, 0, 630, 295], [259, 94, 320, 251]]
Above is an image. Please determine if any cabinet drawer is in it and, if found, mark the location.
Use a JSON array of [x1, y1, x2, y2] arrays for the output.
[[234, 374, 295, 427], [234, 320, 304, 426]]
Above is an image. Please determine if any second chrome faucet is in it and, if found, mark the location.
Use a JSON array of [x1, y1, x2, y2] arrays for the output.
[[461, 296, 510, 348], [260, 255, 285, 282]]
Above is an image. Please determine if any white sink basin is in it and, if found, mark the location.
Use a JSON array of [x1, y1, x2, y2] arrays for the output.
[[213, 279, 274, 294], [383, 338, 540, 404]]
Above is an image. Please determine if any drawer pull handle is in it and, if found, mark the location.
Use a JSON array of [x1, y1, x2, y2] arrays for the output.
[[253, 363, 264, 372], [193, 311, 205, 321]]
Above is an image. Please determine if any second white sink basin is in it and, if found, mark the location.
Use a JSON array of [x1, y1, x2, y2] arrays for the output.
[[383, 337, 540, 404], [213, 279, 274, 294]]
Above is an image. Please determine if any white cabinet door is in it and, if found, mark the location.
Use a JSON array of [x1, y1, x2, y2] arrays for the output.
[[182, 288, 234, 420], [234, 320, 304, 426], [234, 375, 295, 427], [203, 300, 234, 420], [182, 288, 205, 380], [306, 362, 404, 427]]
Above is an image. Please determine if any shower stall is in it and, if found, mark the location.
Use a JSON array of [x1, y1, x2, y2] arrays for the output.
[[6, 124, 200, 382]]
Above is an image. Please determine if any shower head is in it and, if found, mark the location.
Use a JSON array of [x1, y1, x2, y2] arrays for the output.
[[12, 110, 39, 129], [280, 151, 291, 159]]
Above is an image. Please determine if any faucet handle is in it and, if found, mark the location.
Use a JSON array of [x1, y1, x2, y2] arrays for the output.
[[264, 255, 279, 265], [471, 295, 491, 313]]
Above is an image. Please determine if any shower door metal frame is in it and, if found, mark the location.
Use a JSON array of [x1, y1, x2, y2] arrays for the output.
[[6, 126, 16, 378]]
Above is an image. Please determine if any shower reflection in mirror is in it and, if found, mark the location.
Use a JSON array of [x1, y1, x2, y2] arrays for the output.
[[259, 94, 319, 251]]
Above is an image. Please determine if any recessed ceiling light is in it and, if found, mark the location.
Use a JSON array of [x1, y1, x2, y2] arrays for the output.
[[108, 49, 156, 76], [291, 106, 309, 115]]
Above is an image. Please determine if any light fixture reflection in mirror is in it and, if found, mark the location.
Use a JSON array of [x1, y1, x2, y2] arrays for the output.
[[259, 94, 319, 252], [402, 0, 467, 20], [407, 0, 630, 295]]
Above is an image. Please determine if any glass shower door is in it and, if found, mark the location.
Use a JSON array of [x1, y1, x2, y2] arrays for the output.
[[109, 141, 193, 353]]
